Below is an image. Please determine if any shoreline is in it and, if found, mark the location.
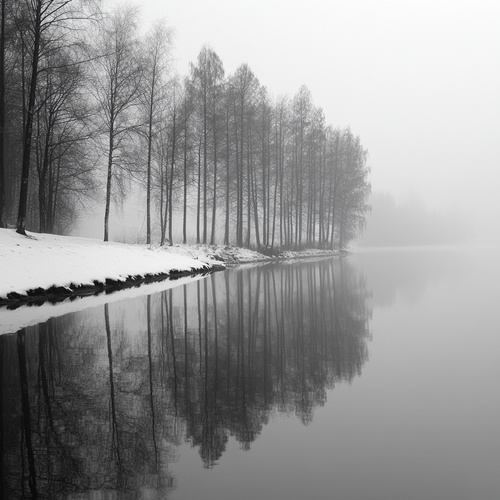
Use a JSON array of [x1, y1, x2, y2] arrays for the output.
[[0, 229, 340, 308], [0, 265, 226, 308]]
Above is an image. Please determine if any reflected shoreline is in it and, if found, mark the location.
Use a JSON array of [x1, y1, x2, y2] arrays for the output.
[[0, 267, 223, 309], [0, 256, 342, 337]]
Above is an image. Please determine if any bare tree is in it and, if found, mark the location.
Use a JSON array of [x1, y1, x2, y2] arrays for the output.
[[141, 20, 172, 244], [15, 0, 97, 235], [227, 64, 259, 246], [181, 77, 195, 244], [33, 44, 95, 233], [90, 6, 143, 241], [190, 46, 224, 244], [156, 76, 183, 246], [0, 0, 6, 227]]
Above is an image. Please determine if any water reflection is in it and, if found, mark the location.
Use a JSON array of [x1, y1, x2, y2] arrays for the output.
[[0, 259, 371, 498], [351, 246, 468, 308]]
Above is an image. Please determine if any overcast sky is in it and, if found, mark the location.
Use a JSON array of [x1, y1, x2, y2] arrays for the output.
[[104, 0, 500, 237]]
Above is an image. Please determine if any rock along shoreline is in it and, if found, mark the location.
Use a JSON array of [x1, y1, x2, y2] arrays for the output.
[[0, 264, 226, 308]]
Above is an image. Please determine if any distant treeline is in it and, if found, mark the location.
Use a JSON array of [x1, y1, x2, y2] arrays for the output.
[[358, 192, 469, 247], [0, 2, 370, 249]]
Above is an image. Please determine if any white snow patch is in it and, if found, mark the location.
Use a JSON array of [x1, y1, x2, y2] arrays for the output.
[[163, 243, 271, 264], [0, 229, 222, 301], [163, 244, 339, 264]]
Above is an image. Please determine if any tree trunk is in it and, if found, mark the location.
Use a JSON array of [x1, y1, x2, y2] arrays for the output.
[[224, 104, 230, 245], [233, 100, 241, 246], [252, 155, 260, 248], [146, 86, 154, 244], [261, 115, 267, 247], [49, 157, 62, 233], [0, 0, 5, 228], [17, 0, 43, 235], [104, 123, 114, 242], [202, 90, 207, 244], [183, 101, 188, 244], [196, 137, 201, 243], [168, 105, 176, 245], [210, 105, 217, 245], [159, 161, 165, 245], [38, 119, 52, 233], [17, 329, 38, 496], [246, 128, 252, 246]]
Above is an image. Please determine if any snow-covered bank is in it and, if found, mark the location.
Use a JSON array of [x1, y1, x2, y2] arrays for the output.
[[0, 228, 339, 306], [0, 229, 223, 304], [164, 243, 339, 264]]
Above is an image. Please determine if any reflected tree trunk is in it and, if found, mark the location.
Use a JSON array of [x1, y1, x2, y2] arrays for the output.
[[203, 279, 208, 403], [197, 281, 202, 374], [183, 285, 189, 416], [104, 304, 123, 485], [147, 296, 159, 468], [212, 277, 219, 396], [0, 336, 4, 494], [236, 272, 243, 400], [168, 290, 178, 410], [38, 322, 55, 436], [225, 271, 231, 399], [17, 329, 37, 497], [263, 271, 269, 405]]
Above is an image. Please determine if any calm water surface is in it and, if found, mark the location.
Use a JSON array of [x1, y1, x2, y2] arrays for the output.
[[0, 246, 499, 499]]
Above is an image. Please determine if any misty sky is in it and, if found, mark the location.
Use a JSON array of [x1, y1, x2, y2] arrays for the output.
[[104, 0, 500, 238]]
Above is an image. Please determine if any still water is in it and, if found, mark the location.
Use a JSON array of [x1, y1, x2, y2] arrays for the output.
[[0, 246, 499, 499]]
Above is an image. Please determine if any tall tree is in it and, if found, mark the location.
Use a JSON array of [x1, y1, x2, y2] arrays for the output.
[[15, 0, 95, 235], [141, 21, 172, 244], [34, 45, 94, 233], [291, 85, 312, 246], [16, 0, 43, 234], [336, 129, 370, 248], [190, 46, 224, 244], [209, 57, 224, 244], [167, 77, 180, 245], [91, 6, 143, 242], [181, 77, 195, 244], [228, 64, 259, 246], [0, 0, 5, 228]]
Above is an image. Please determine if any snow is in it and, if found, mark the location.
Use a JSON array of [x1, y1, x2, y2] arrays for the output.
[[164, 243, 272, 264], [165, 243, 339, 264], [0, 228, 222, 301], [0, 273, 206, 336]]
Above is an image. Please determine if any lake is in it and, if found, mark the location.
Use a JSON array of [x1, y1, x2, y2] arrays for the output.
[[1, 245, 499, 499]]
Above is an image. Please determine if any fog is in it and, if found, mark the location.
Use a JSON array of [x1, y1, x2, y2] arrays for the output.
[[357, 192, 471, 247], [86, 0, 500, 243]]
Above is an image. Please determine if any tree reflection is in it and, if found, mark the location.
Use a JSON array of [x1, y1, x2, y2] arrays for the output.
[[0, 312, 177, 498], [168, 259, 370, 467], [0, 258, 371, 495]]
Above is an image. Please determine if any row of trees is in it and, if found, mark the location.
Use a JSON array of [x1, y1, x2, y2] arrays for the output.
[[175, 53, 370, 249], [0, 2, 370, 248]]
